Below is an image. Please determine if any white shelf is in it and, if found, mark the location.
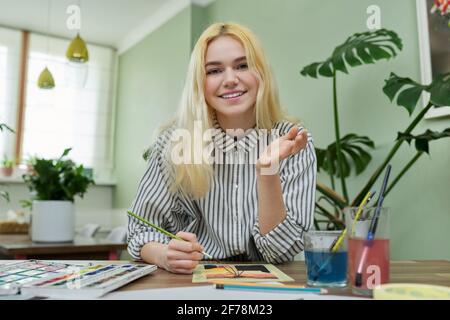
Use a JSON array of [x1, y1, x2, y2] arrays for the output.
[[0, 175, 116, 187]]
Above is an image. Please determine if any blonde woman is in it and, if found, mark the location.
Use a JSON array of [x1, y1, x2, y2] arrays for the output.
[[127, 22, 317, 274]]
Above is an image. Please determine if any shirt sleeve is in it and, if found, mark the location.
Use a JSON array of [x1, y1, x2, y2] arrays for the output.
[[252, 134, 317, 263], [127, 137, 180, 261]]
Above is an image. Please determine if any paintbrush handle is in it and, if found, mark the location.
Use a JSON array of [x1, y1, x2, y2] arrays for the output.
[[350, 190, 376, 238], [331, 229, 347, 253], [128, 210, 214, 259], [127, 211, 182, 239], [213, 281, 305, 288], [214, 282, 327, 294]]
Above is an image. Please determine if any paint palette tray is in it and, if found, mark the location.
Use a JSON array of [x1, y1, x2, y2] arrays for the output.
[[0, 260, 157, 299], [0, 260, 84, 296], [21, 263, 157, 299]]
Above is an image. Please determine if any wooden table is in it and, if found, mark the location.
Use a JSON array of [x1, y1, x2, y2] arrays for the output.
[[0, 234, 127, 260], [118, 260, 450, 296], [0, 259, 448, 299]]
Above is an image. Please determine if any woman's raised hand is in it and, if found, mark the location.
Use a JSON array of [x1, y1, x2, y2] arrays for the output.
[[257, 127, 308, 174]]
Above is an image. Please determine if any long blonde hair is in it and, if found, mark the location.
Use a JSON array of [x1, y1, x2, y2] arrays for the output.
[[167, 22, 290, 199]]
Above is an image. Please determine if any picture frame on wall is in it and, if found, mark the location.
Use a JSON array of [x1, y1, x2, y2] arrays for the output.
[[416, 0, 450, 118]]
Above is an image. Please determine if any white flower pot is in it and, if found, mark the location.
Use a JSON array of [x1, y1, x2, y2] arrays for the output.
[[31, 200, 74, 242]]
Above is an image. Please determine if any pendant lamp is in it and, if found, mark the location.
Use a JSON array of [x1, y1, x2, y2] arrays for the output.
[[37, 67, 55, 89], [66, 32, 89, 63], [37, 0, 55, 89]]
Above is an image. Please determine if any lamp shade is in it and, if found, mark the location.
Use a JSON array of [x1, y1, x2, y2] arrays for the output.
[[66, 33, 89, 63], [37, 67, 55, 89]]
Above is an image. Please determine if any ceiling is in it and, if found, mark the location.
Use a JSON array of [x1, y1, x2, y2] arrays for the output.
[[0, 0, 176, 50]]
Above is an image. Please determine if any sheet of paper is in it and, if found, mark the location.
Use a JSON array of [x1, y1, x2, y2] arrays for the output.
[[192, 264, 294, 283], [101, 285, 370, 300]]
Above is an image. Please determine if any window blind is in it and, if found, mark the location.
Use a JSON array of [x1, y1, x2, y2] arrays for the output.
[[0, 27, 21, 161], [22, 33, 117, 181]]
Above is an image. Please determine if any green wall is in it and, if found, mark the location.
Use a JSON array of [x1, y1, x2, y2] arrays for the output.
[[191, 5, 209, 49], [113, 7, 191, 209], [114, 1, 450, 260]]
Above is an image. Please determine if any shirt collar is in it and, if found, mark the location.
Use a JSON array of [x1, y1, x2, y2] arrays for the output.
[[212, 116, 259, 153]]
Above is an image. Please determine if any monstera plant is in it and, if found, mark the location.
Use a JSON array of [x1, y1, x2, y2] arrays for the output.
[[300, 28, 450, 230], [350, 72, 450, 207]]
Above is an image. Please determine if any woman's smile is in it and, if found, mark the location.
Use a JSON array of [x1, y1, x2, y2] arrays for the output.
[[219, 90, 248, 103]]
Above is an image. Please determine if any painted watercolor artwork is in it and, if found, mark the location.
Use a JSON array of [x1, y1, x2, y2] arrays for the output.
[[192, 264, 294, 283]]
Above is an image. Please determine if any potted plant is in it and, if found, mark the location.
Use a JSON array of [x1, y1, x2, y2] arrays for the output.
[[300, 28, 450, 230], [23, 155, 38, 173], [22, 148, 95, 242], [0, 155, 14, 177]]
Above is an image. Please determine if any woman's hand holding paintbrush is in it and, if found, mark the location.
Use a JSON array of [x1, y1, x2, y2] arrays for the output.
[[140, 231, 205, 275], [128, 211, 241, 276], [128, 210, 206, 274]]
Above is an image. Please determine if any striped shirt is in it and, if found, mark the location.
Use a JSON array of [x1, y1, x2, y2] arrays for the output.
[[127, 120, 317, 263]]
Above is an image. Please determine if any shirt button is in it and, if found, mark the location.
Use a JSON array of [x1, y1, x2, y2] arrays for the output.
[[234, 184, 239, 189]]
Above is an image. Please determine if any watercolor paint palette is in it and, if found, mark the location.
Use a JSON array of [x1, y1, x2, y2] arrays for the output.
[[0, 260, 85, 296], [0, 260, 157, 299]]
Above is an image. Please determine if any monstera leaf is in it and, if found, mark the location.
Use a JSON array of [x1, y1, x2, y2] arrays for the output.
[[301, 28, 402, 78], [397, 128, 450, 154], [316, 134, 375, 178], [383, 72, 450, 115], [428, 73, 450, 107]]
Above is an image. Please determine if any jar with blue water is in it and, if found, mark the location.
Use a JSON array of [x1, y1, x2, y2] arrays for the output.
[[304, 230, 348, 288]]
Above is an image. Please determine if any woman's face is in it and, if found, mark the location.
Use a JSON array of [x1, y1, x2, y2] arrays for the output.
[[204, 36, 259, 125]]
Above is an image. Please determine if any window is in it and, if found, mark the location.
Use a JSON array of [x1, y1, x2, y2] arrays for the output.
[[21, 33, 117, 180], [0, 27, 21, 161]]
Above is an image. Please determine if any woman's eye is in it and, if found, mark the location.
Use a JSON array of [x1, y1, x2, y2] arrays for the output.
[[237, 63, 248, 70], [206, 69, 221, 75]]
